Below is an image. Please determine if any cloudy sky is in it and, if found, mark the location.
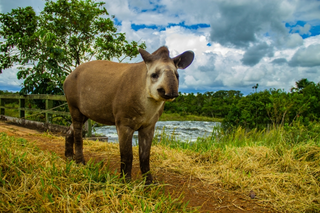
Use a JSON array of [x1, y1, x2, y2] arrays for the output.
[[1, 0, 320, 94]]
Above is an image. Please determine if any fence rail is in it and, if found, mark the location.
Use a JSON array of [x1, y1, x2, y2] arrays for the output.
[[0, 94, 92, 136]]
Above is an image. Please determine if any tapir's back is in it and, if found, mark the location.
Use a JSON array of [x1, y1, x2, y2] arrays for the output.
[[63, 60, 145, 125]]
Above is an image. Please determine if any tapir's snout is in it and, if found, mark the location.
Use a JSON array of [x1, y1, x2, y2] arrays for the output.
[[157, 88, 179, 99]]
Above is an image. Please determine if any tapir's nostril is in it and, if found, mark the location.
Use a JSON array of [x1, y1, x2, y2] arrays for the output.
[[157, 88, 178, 99], [157, 88, 165, 96], [166, 93, 178, 98]]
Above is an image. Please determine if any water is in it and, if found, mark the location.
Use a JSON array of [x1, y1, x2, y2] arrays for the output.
[[93, 121, 220, 144]]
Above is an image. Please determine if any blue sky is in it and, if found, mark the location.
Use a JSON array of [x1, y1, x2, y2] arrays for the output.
[[1, 0, 320, 95]]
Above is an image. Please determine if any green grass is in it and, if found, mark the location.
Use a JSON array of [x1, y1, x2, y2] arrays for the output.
[[159, 112, 222, 122], [2, 116, 320, 212], [152, 122, 320, 212], [0, 132, 195, 212], [154, 122, 320, 152]]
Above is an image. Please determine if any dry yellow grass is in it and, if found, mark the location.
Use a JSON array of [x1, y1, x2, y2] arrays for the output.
[[0, 132, 191, 212], [84, 131, 320, 212], [150, 144, 320, 212]]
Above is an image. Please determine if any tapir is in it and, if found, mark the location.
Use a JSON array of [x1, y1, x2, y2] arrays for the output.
[[63, 46, 194, 183]]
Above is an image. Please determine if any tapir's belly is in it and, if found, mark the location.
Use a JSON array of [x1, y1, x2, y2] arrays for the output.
[[78, 89, 116, 125]]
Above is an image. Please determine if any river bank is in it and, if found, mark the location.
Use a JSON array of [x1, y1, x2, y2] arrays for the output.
[[159, 112, 223, 122], [94, 120, 220, 143]]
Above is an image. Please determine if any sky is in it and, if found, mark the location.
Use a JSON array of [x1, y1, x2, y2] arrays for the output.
[[0, 0, 320, 95]]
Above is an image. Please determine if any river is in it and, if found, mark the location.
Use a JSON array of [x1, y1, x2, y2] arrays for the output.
[[93, 121, 220, 144]]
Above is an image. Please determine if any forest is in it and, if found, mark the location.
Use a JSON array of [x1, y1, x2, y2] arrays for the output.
[[165, 78, 320, 129]]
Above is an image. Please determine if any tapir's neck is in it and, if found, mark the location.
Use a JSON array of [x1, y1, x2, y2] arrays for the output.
[[135, 63, 165, 124]]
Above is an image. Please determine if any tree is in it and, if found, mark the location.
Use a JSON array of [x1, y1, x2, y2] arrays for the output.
[[291, 78, 314, 93], [252, 83, 259, 92], [0, 0, 146, 95]]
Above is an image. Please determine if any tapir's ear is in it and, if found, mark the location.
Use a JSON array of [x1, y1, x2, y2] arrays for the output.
[[139, 48, 153, 64], [173, 51, 194, 69]]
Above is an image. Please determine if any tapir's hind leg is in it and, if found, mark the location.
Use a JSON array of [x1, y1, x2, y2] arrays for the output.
[[65, 124, 75, 160], [66, 106, 88, 164]]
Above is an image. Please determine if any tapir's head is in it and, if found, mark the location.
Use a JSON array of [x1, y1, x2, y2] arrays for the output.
[[139, 46, 194, 102]]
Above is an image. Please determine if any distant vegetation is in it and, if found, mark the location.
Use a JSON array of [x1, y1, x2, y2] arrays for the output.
[[165, 78, 320, 129], [1, 78, 320, 129]]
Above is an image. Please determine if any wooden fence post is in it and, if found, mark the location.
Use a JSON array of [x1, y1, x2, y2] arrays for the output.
[[19, 98, 25, 118], [84, 119, 92, 137], [87, 119, 92, 137], [46, 99, 53, 123], [0, 97, 4, 115]]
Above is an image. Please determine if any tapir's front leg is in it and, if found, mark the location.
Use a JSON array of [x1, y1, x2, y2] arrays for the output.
[[117, 125, 135, 181], [138, 125, 155, 184]]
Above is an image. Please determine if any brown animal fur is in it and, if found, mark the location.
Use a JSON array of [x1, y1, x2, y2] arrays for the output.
[[63, 46, 194, 183]]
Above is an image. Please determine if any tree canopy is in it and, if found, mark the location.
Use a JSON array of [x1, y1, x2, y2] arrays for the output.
[[163, 79, 320, 130], [0, 0, 146, 95]]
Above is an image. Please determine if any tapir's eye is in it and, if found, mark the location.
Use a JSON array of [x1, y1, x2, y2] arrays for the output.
[[151, 73, 159, 79]]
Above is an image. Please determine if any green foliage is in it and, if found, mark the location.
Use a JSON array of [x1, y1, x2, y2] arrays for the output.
[[154, 121, 320, 153], [223, 82, 320, 130], [164, 79, 320, 130], [0, 90, 18, 95], [291, 78, 315, 92], [0, 0, 146, 95], [159, 112, 222, 122], [164, 90, 242, 118]]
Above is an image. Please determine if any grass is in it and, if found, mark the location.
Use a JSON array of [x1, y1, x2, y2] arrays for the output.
[[159, 112, 222, 122], [0, 132, 194, 212], [1, 122, 320, 212], [152, 122, 320, 212]]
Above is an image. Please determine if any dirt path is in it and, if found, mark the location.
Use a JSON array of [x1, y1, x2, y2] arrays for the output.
[[0, 121, 273, 212]]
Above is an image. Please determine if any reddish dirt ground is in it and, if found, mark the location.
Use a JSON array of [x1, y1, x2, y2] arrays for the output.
[[0, 121, 275, 212]]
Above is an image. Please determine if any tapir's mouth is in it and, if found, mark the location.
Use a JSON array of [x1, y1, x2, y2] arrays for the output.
[[157, 88, 179, 100]]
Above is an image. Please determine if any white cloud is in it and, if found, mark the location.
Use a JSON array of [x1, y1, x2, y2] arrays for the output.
[[289, 43, 320, 67], [0, 67, 23, 91], [292, 23, 311, 35], [283, 33, 304, 48]]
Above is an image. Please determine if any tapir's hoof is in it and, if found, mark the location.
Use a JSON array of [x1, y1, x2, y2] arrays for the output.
[[145, 180, 152, 185], [66, 156, 72, 161], [145, 178, 153, 185], [78, 159, 86, 165], [65, 154, 74, 161], [124, 176, 131, 183], [75, 157, 86, 165], [144, 174, 153, 185], [120, 174, 131, 183]]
